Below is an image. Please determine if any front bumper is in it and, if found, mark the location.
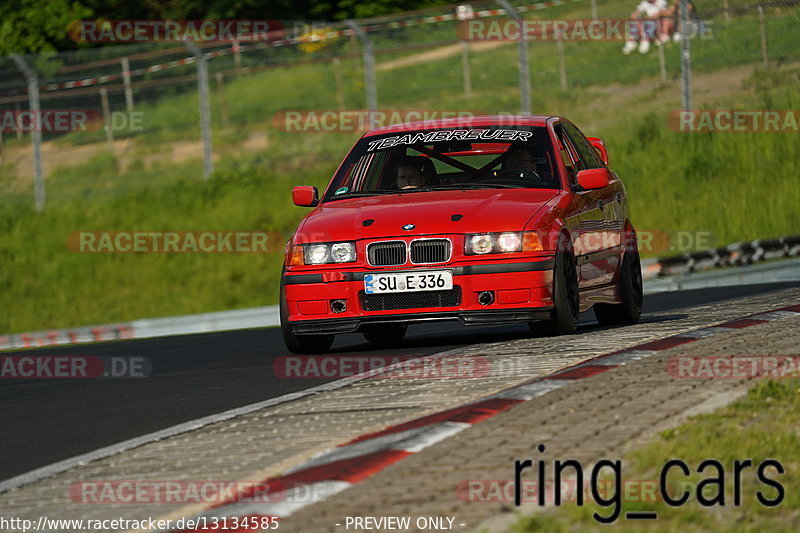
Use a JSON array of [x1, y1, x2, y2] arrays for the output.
[[283, 258, 556, 335]]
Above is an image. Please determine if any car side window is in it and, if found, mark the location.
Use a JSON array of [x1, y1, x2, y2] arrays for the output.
[[555, 126, 578, 187], [562, 123, 603, 170]]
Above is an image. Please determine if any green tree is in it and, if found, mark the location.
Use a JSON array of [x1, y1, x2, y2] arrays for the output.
[[0, 0, 93, 54], [0, 0, 460, 53]]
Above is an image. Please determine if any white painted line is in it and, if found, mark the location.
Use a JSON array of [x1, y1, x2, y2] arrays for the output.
[[749, 310, 800, 321], [492, 380, 571, 400], [674, 327, 736, 339], [591, 349, 658, 366], [286, 422, 470, 474]]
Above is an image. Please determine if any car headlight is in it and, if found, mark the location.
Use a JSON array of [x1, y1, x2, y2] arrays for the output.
[[301, 242, 357, 265], [469, 234, 494, 255], [465, 232, 542, 254], [496, 232, 522, 252], [330, 242, 356, 263], [304, 244, 329, 265]]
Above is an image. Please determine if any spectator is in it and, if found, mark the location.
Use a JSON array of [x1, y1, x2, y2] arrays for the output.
[[622, 0, 668, 54], [659, 0, 697, 44]]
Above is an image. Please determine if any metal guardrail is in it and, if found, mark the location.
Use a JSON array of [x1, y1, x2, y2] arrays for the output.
[[642, 234, 800, 279]]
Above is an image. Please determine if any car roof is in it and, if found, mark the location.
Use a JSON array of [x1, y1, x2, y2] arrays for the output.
[[363, 115, 559, 137]]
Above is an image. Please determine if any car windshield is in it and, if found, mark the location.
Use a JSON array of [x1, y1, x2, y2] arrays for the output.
[[322, 125, 560, 201]]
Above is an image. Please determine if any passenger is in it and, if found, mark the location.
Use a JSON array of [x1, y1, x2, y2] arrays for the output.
[[503, 144, 539, 175], [500, 144, 556, 187]]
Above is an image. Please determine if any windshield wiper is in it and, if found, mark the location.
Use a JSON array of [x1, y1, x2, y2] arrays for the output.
[[430, 183, 520, 190], [331, 189, 400, 199]]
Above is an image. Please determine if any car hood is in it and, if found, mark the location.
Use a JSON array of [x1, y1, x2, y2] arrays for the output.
[[296, 189, 559, 242]]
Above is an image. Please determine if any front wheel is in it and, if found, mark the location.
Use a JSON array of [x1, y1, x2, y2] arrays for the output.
[[593, 246, 643, 326], [530, 236, 579, 336]]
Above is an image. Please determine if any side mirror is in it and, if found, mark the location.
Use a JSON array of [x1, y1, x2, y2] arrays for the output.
[[577, 168, 610, 190], [292, 186, 319, 207], [586, 137, 609, 166]]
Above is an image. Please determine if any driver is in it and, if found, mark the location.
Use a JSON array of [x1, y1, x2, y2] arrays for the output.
[[395, 156, 433, 190]]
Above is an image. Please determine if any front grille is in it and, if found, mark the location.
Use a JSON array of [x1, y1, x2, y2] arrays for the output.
[[368, 241, 406, 266], [410, 239, 451, 264], [359, 287, 462, 311]]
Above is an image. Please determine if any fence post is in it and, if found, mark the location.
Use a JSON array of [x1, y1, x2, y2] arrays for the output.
[[658, 41, 667, 83], [100, 87, 114, 150], [461, 41, 473, 98], [121, 57, 134, 111], [679, 0, 692, 111], [215, 72, 230, 129], [456, 5, 474, 99], [345, 20, 378, 129], [184, 41, 213, 179], [13, 102, 23, 140], [758, 6, 769, 69], [556, 37, 568, 90], [11, 54, 44, 211], [498, 0, 530, 114], [333, 57, 346, 110], [591, 0, 598, 19], [232, 42, 243, 77]]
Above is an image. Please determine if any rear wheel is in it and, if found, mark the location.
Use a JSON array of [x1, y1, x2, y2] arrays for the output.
[[593, 245, 643, 326], [530, 235, 579, 336], [362, 324, 407, 345], [280, 279, 334, 354]]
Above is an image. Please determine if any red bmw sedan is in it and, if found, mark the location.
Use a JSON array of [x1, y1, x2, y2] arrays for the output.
[[281, 115, 642, 353]]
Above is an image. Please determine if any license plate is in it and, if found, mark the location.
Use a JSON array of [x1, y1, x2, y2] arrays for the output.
[[364, 271, 453, 294]]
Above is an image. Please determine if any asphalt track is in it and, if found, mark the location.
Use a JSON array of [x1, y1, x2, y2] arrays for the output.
[[1, 281, 797, 481]]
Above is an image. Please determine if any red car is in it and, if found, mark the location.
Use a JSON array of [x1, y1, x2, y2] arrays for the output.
[[281, 115, 642, 353]]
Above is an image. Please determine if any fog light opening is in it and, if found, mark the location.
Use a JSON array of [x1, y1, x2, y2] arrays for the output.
[[478, 291, 495, 306], [330, 299, 347, 313]]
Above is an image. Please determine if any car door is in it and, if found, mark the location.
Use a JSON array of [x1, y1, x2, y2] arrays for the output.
[[558, 123, 619, 287]]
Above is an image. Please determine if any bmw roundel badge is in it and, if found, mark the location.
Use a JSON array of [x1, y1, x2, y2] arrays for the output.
[[402, 224, 415, 231]]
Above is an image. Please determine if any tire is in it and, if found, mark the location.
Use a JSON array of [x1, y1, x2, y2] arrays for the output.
[[280, 278, 334, 354], [593, 245, 643, 326], [362, 323, 407, 345], [530, 235, 579, 336]]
